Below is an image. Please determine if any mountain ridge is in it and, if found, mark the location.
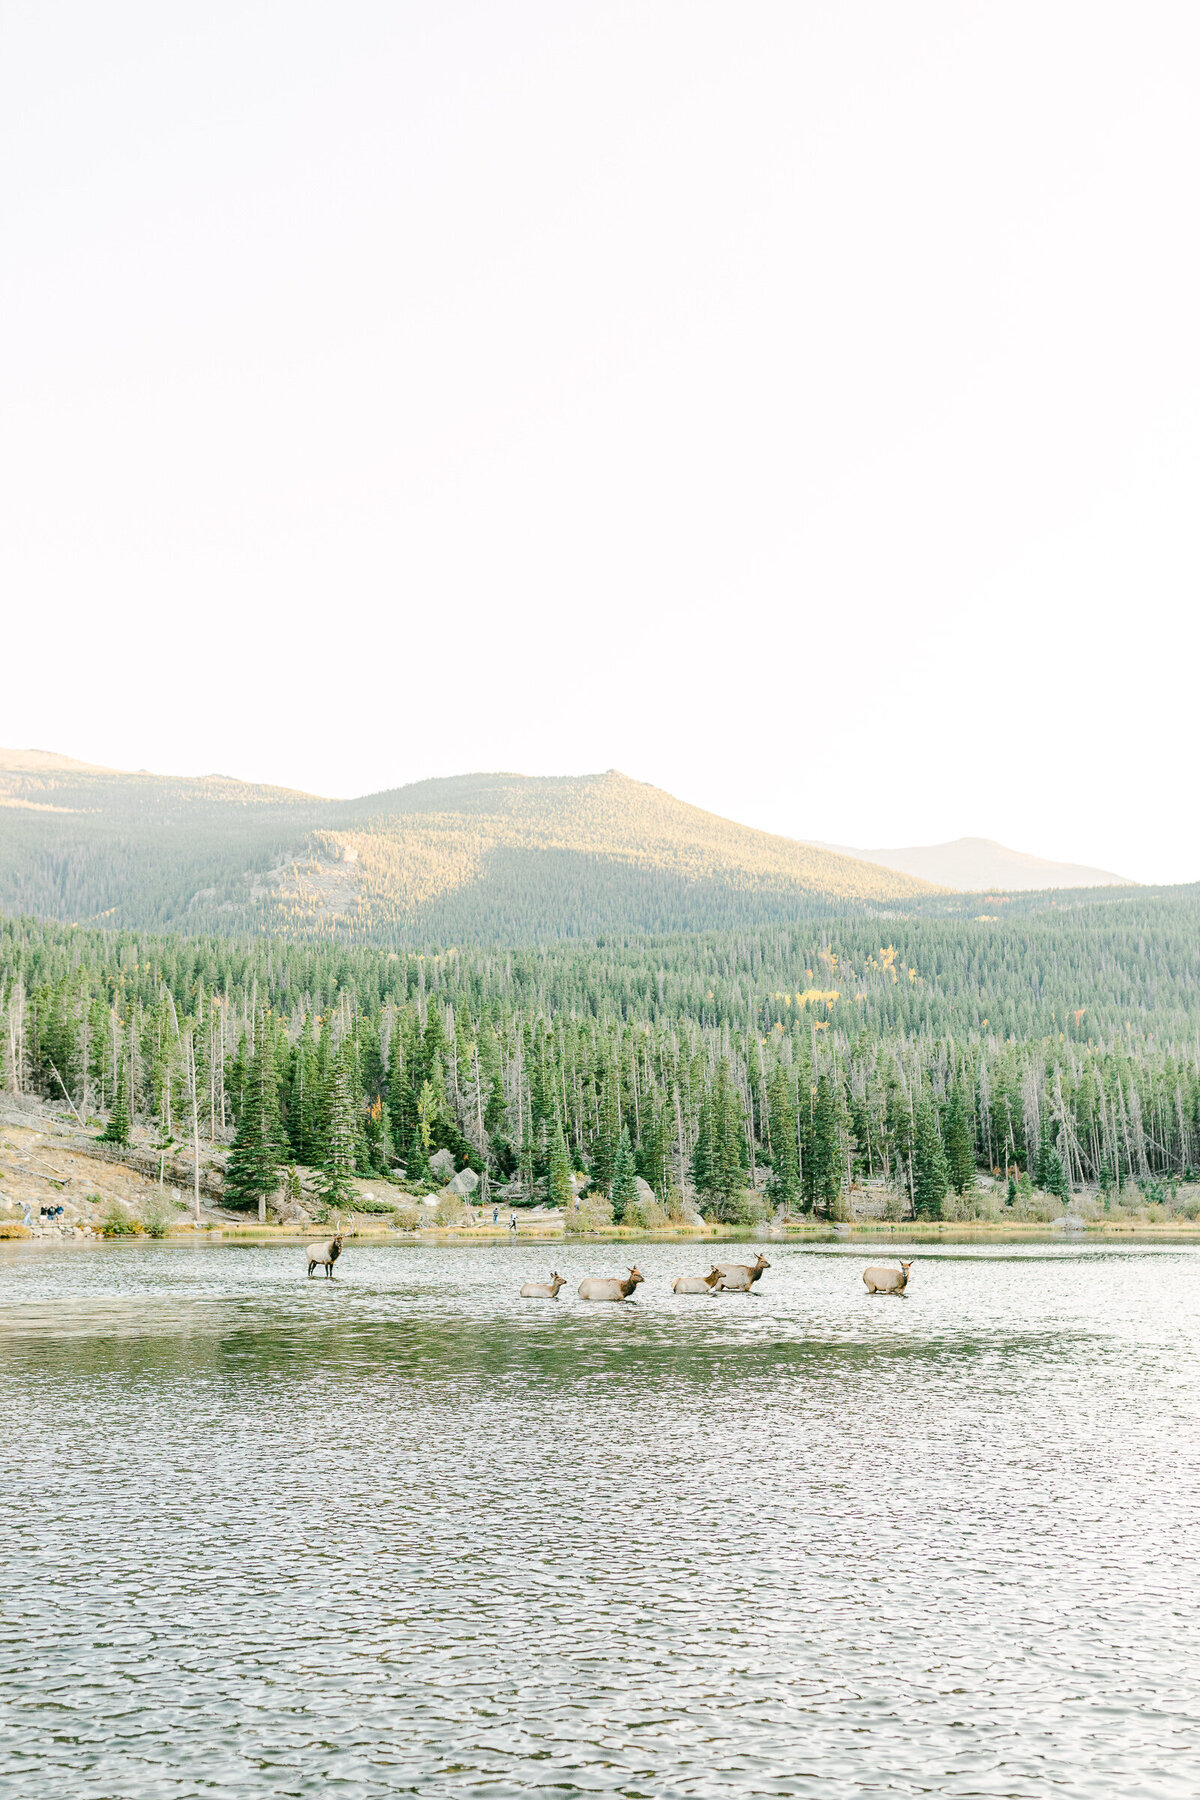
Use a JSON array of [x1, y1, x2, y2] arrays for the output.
[[0, 755, 938, 943], [808, 835, 1134, 892]]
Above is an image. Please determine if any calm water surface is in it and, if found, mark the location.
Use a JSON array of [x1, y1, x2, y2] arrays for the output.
[[2, 1237, 1199, 1799]]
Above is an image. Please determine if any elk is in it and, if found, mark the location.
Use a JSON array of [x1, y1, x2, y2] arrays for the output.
[[863, 1259, 913, 1296], [520, 1272, 567, 1299], [578, 1267, 645, 1302], [713, 1253, 771, 1292], [307, 1234, 344, 1279], [672, 1265, 724, 1295]]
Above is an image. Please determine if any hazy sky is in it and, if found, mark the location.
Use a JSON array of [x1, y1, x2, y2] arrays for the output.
[[4, 3, 1199, 881]]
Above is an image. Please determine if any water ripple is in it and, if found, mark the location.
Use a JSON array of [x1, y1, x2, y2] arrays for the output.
[[2, 1239, 1199, 1797]]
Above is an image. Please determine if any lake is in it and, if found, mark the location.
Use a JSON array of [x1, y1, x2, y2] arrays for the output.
[[2, 1237, 1199, 1799]]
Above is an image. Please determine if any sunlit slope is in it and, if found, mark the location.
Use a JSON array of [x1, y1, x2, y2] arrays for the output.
[[267, 771, 939, 940], [0, 757, 326, 927], [0, 759, 938, 942]]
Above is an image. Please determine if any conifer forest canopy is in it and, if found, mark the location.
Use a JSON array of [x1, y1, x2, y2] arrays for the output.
[[4, 882, 1200, 1218]]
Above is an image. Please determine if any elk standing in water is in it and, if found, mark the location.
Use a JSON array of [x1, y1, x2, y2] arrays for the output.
[[520, 1272, 567, 1299], [713, 1253, 771, 1292], [863, 1260, 913, 1296], [578, 1267, 645, 1302], [671, 1266, 723, 1295], [307, 1235, 344, 1279]]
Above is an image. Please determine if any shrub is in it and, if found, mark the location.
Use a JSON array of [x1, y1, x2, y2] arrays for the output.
[[623, 1196, 669, 1229], [391, 1203, 421, 1231], [566, 1193, 614, 1232], [140, 1192, 180, 1239], [352, 1194, 401, 1215], [100, 1202, 142, 1237], [434, 1194, 470, 1227], [715, 1189, 752, 1226]]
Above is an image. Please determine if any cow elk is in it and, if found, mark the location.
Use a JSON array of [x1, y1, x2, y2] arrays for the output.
[[713, 1253, 771, 1292], [520, 1272, 567, 1299], [671, 1266, 723, 1295], [863, 1260, 913, 1296], [578, 1267, 645, 1302]]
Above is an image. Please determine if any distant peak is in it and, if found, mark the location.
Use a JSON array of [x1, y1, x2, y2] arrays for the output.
[[0, 746, 121, 774]]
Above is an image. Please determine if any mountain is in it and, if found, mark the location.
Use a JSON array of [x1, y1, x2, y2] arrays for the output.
[[0, 746, 118, 775], [810, 836, 1134, 892], [0, 754, 937, 943]]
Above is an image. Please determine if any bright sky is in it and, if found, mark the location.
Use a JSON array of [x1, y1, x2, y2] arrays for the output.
[[4, 3, 1198, 882]]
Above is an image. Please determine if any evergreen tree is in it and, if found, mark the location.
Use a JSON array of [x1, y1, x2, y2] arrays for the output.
[[318, 1039, 358, 1208], [287, 1017, 322, 1166], [1037, 1117, 1070, 1202], [101, 1057, 132, 1146], [691, 1088, 714, 1201], [942, 1083, 976, 1194], [548, 1114, 574, 1208], [807, 1073, 847, 1217], [592, 1078, 620, 1192], [406, 1124, 430, 1182], [692, 1059, 748, 1221], [225, 1022, 284, 1216], [610, 1127, 639, 1223], [766, 1064, 800, 1208], [363, 1095, 395, 1175], [912, 1093, 949, 1220]]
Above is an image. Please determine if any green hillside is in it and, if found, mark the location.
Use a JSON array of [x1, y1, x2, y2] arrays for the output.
[[0, 756, 937, 943]]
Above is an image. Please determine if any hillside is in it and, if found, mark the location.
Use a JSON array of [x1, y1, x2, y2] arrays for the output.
[[0, 756, 936, 944], [813, 835, 1134, 892]]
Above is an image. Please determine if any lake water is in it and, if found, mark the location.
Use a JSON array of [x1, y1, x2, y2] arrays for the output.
[[2, 1237, 1199, 1799]]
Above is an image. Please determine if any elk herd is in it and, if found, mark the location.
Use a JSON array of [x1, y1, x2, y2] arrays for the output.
[[553, 1251, 914, 1301], [305, 1239, 917, 1301]]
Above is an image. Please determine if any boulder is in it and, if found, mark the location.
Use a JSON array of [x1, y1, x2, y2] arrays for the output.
[[446, 1168, 479, 1198], [428, 1148, 456, 1181], [634, 1177, 656, 1203]]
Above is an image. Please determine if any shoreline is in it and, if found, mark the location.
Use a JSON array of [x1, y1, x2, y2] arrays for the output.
[[7, 1217, 1200, 1248]]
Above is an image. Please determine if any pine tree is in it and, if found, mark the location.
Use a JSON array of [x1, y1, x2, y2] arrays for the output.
[[592, 1078, 620, 1192], [912, 1093, 949, 1220], [548, 1115, 574, 1208], [766, 1065, 800, 1208], [406, 1125, 429, 1182], [692, 1059, 748, 1222], [807, 1073, 846, 1218], [690, 1088, 714, 1200], [287, 1018, 322, 1166], [1034, 1117, 1069, 1199], [611, 1127, 639, 1223], [318, 1039, 358, 1208], [225, 1023, 284, 1217], [942, 1083, 976, 1194], [1037, 1117, 1070, 1202], [101, 1057, 132, 1146]]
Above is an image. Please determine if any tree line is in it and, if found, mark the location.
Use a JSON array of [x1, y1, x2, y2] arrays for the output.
[[3, 905, 1200, 1219]]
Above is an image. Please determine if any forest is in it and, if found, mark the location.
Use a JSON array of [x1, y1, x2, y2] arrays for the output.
[[4, 891, 1200, 1222]]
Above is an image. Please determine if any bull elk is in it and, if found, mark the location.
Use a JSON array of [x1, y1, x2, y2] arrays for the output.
[[307, 1235, 344, 1279]]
